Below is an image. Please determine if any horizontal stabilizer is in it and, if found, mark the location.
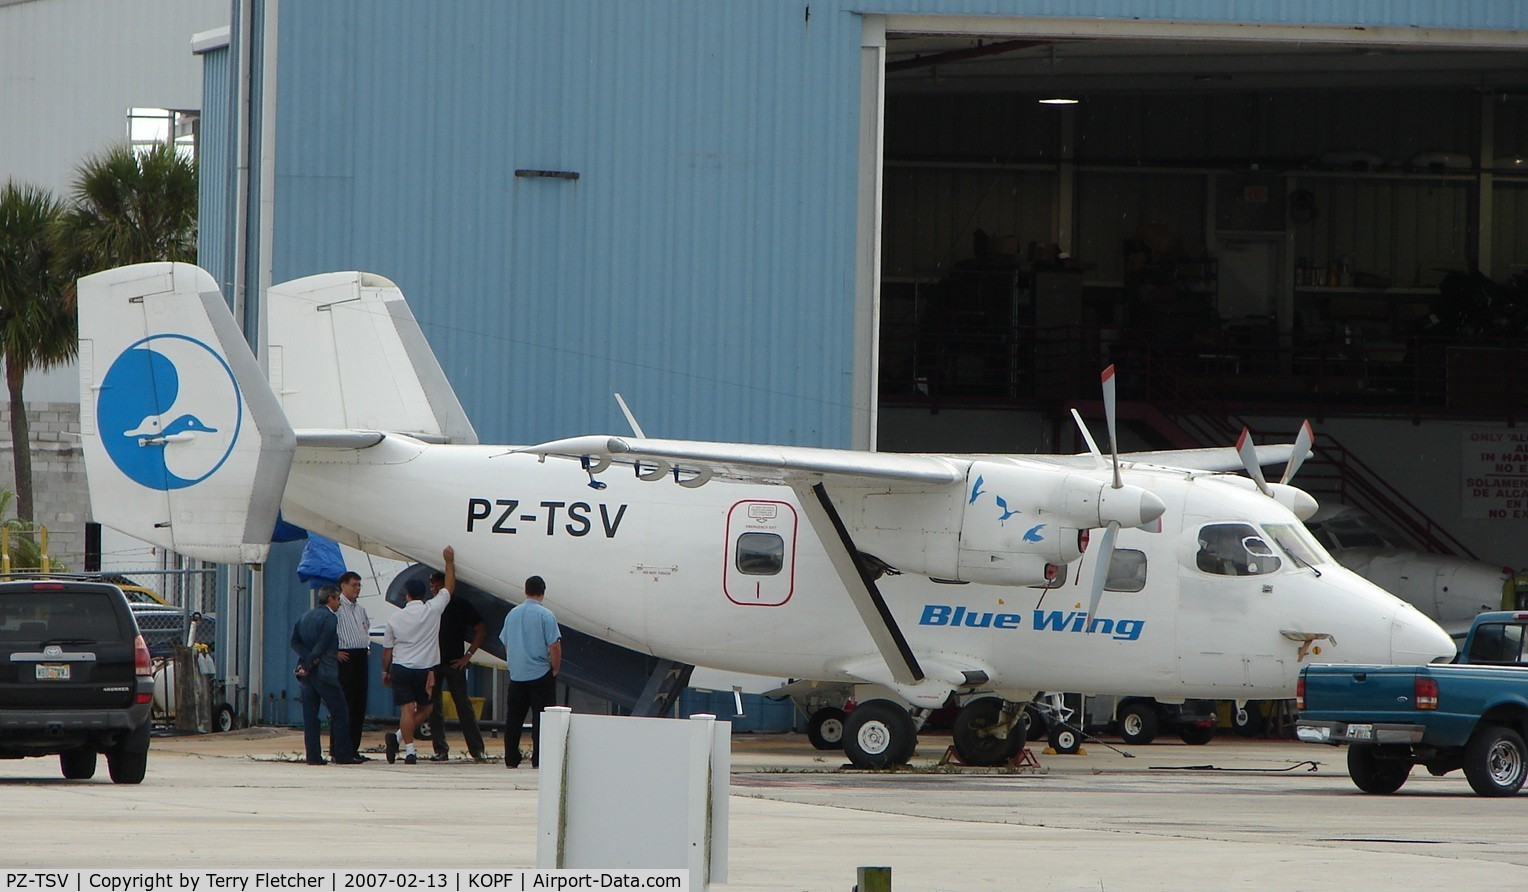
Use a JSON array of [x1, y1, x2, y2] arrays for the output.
[[267, 272, 476, 444], [78, 263, 295, 564]]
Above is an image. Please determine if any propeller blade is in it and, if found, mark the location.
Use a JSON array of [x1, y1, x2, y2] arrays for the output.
[[1235, 428, 1272, 497], [1279, 420, 1315, 485], [1085, 520, 1120, 633], [1101, 365, 1121, 489]]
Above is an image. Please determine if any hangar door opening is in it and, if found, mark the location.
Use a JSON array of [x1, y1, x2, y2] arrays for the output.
[[871, 22, 1528, 453]]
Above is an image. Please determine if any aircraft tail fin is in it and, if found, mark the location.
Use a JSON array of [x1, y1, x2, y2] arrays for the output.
[[266, 272, 477, 444], [78, 263, 296, 565]]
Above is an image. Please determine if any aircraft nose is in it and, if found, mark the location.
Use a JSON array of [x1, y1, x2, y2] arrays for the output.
[[1391, 608, 1456, 665]]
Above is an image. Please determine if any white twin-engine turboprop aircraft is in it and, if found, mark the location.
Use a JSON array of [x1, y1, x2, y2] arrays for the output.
[[77, 263, 1455, 768]]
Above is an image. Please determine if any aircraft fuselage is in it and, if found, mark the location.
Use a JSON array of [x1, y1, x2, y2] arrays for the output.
[[280, 438, 1445, 701]]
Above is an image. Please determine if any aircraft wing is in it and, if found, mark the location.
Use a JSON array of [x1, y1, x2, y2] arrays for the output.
[[1017, 444, 1298, 473], [515, 435, 966, 486], [1117, 444, 1296, 472]]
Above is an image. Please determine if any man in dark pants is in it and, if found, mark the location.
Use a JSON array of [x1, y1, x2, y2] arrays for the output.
[[499, 575, 561, 768], [334, 570, 371, 758], [291, 586, 364, 765], [426, 570, 488, 761]]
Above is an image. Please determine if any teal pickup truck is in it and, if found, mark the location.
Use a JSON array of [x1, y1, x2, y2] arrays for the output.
[[1296, 611, 1528, 796]]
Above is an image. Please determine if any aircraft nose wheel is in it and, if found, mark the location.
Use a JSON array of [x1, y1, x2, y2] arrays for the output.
[[842, 700, 917, 769], [1048, 723, 1082, 755]]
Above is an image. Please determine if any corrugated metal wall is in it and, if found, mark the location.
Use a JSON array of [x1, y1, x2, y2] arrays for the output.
[[197, 44, 235, 297], [269, 1, 867, 447]]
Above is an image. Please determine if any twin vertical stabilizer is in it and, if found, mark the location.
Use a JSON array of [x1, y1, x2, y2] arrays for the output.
[[78, 263, 295, 564], [266, 272, 476, 443]]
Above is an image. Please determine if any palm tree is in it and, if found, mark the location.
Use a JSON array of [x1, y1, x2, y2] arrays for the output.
[[0, 181, 71, 523], [53, 142, 198, 283]]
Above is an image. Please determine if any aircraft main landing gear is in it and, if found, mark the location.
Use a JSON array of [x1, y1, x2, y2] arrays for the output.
[[842, 699, 917, 769]]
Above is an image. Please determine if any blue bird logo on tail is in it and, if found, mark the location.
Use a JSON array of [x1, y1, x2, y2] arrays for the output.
[[98, 334, 242, 491]]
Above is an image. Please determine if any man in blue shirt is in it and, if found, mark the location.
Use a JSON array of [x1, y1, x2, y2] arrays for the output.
[[290, 586, 364, 765], [499, 575, 562, 768]]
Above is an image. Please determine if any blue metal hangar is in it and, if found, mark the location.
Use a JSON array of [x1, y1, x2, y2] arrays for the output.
[[190, 3, 1528, 724]]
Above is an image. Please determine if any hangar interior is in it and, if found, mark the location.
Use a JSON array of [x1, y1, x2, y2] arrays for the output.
[[874, 30, 1528, 421]]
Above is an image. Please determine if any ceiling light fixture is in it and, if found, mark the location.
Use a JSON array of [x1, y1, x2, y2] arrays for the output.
[[1038, 97, 1079, 105]]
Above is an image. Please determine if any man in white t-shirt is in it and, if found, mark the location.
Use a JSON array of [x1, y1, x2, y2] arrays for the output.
[[380, 545, 454, 764]]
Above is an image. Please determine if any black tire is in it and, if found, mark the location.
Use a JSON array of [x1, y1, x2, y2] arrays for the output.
[[1117, 702, 1159, 745], [952, 698, 1023, 766], [1048, 723, 1082, 755], [59, 748, 97, 780], [806, 707, 847, 751], [414, 722, 433, 741], [1178, 724, 1216, 746], [1347, 744, 1412, 794], [842, 700, 916, 769], [1232, 702, 1267, 738], [106, 748, 147, 785], [214, 703, 236, 733], [1022, 704, 1048, 741], [1463, 725, 1528, 797]]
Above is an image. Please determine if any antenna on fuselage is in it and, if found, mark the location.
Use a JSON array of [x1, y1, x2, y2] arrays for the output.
[[614, 392, 647, 439]]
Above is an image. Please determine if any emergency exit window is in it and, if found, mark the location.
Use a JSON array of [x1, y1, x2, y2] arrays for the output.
[[736, 533, 784, 575]]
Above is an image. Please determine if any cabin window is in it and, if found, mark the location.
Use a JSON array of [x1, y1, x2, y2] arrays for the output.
[[1195, 523, 1280, 576], [1466, 623, 1527, 664], [735, 532, 784, 576], [1105, 549, 1147, 592]]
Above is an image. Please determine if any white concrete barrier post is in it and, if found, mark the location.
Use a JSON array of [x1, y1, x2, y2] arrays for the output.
[[536, 707, 729, 888]]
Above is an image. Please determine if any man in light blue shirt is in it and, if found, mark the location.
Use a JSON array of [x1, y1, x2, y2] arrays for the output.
[[499, 575, 561, 768]]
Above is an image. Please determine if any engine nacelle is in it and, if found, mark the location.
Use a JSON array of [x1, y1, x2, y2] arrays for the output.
[[843, 459, 1164, 587]]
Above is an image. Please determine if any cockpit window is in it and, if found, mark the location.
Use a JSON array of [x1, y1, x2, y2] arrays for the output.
[[1264, 523, 1329, 569], [1195, 523, 1281, 576]]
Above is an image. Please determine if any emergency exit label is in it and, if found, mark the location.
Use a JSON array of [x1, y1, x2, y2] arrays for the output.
[[1463, 429, 1528, 519]]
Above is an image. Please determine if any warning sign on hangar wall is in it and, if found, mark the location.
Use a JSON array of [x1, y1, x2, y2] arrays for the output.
[[1463, 429, 1528, 519]]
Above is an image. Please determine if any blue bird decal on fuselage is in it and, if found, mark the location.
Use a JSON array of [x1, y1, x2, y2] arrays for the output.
[[995, 495, 1021, 524], [1023, 524, 1046, 543], [968, 475, 986, 505]]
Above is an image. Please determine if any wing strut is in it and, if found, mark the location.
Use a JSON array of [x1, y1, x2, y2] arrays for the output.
[[796, 482, 925, 685]]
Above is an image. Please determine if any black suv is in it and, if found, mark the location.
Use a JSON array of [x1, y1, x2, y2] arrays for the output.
[[0, 579, 154, 783]]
